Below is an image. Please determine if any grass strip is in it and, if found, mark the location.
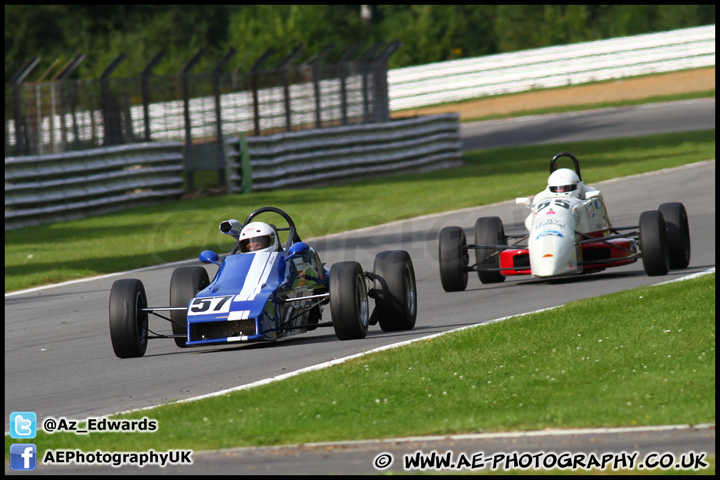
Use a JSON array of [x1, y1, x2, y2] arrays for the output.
[[7, 273, 714, 461]]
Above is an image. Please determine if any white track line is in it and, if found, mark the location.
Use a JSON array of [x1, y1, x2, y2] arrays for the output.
[[196, 422, 716, 455]]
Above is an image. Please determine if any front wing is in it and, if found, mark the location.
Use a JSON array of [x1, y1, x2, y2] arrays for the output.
[[481, 237, 639, 277]]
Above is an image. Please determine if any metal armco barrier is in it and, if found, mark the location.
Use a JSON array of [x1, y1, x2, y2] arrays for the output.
[[388, 25, 715, 111], [5, 142, 184, 230], [224, 114, 462, 192]]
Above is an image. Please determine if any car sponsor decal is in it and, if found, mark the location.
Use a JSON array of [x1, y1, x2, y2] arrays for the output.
[[292, 257, 306, 287], [535, 229, 564, 239], [585, 203, 596, 217], [534, 218, 567, 230], [235, 252, 278, 302]]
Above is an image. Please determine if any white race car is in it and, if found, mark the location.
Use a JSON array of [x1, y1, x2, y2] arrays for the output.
[[438, 152, 691, 291]]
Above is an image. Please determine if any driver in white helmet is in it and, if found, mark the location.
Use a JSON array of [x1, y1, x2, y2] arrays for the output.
[[238, 222, 279, 253], [523, 168, 601, 231], [535, 168, 599, 203]]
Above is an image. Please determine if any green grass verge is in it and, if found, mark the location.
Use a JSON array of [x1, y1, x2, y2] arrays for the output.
[[4, 129, 715, 293], [6, 273, 715, 474]]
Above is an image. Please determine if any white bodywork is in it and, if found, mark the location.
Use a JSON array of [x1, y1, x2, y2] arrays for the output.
[[518, 189, 611, 278]]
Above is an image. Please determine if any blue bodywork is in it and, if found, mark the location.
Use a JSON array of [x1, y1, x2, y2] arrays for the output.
[[185, 245, 329, 346]]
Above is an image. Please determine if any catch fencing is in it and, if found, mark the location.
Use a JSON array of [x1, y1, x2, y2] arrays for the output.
[[5, 42, 398, 163]]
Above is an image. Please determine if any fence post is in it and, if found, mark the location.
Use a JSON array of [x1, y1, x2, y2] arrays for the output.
[[180, 49, 205, 191], [212, 48, 236, 186], [50, 53, 85, 152], [337, 42, 360, 126], [140, 50, 165, 142], [371, 41, 400, 123], [250, 48, 275, 136], [99, 53, 127, 147], [360, 42, 382, 123], [312, 44, 334, 128], [10, 57, 41, 156], [280, 44, 305, 132]]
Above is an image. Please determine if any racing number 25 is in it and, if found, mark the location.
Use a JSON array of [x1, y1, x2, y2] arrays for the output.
[[189, 295, 233, 315], [537, 199, 571, 212]]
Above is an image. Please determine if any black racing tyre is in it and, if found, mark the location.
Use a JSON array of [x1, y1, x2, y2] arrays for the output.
[[658, 202, 691, 269], [639, 210, 669, 276], [170, 266, 210, 348], [329, 261, 369, 340], [109, 279, 149, 358], [373, 250, 417, 332], [438, 226, 468, 292], [474, 216, 507, 284]]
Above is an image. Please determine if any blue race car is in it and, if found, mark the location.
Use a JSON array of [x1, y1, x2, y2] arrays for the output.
[[109, 207, 417, 358]]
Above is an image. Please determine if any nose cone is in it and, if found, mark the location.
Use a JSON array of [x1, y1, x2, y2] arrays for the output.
[[529, 229, 578, 277]]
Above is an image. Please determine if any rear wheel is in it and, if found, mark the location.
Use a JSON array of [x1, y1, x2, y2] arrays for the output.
[[639, 210, 669, 276], [170, 266, 210, 348], [109, 279, 149, 358], [373, 250, 417, 332], [330, 262, 369, 340], [438, 226, 468, 292], [474, 217, 507, 284], [658, 202, 690, 269]]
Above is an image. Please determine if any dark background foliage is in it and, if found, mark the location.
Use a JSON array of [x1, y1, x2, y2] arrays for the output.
[[5, 5, 715, 81]]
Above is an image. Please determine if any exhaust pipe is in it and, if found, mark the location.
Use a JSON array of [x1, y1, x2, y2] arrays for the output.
[[219, 219, 243, 240]]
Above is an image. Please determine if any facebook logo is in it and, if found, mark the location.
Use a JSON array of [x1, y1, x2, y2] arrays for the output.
[[10, 444, 37, 471], [10, 411, 37, 439]]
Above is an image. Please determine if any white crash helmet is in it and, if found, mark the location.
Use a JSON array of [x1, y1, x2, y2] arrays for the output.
[[548, 168, 581, 197], [238, 222, 277, 253]]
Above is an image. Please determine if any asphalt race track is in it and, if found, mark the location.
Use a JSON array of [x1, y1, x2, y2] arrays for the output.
[[5, 99, 715, 474], [461, 98, 715, 150]]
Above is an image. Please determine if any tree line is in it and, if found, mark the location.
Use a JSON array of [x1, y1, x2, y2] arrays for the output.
[[5, 5, 715, 81]]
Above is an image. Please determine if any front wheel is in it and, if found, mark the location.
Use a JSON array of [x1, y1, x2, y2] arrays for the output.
[[639, 210, 669, 276], [474, 216, 507, 284], [109, 279, 149, 358], [170, 266, 210, 348], [373, 250, 417, 332], [658, 202, 690, 269], [438, 226, 468, 292], [329, 261, 369, 340]]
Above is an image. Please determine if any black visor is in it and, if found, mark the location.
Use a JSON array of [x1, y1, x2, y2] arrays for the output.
[[550, 184, 577, 193]]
